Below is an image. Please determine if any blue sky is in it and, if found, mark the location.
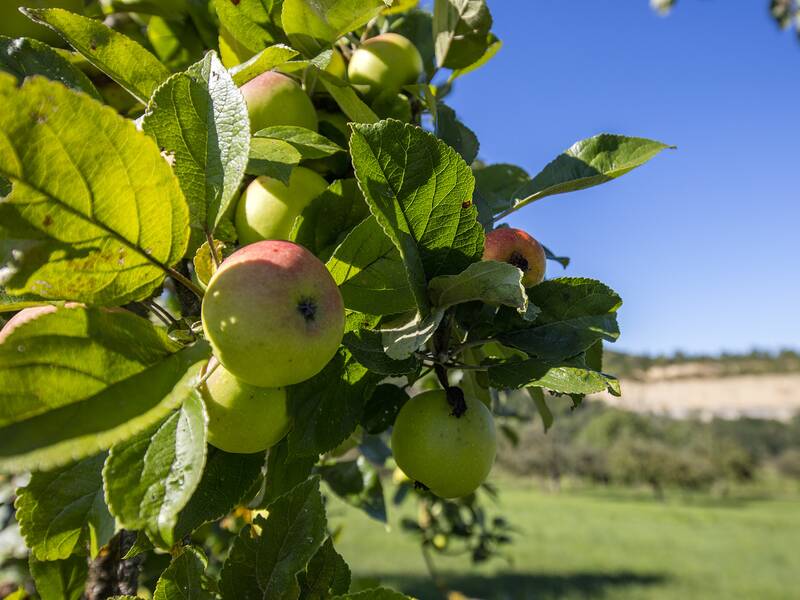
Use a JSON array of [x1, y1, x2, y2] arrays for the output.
[[445, 1, 800, 355]]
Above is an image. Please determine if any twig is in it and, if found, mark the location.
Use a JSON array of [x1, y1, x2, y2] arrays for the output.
[[450, 338, 494, 357], [167, 266, 204, 299], [142, 298, 178, 327]]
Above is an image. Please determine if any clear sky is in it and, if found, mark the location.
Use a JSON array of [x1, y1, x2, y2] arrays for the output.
[[444, 1, 800, 356]]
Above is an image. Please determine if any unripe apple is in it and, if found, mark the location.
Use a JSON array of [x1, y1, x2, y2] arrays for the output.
[[240, 71, 318, 133], [234, 167, 329, 245], [200, 361, 290, 454], [325, 48, 346, 79], [0, 0, 83, 47], [201, 240, 345, 387], [347, 33, 423, 98], [391, 389, 496, 499], [483, 227, 546, 287]]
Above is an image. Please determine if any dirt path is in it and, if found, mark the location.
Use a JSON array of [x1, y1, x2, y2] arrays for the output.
[[594, 373, 800, 421]]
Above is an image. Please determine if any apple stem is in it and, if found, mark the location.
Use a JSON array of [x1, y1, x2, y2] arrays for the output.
[[196, 357, 220, 388]]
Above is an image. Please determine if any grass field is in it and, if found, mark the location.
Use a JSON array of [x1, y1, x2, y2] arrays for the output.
[[328, 479, 800, 600]]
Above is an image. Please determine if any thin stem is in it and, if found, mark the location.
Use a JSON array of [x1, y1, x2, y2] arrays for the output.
[[167, 266, 204, 299], [206, 232, 221, 268], [420, 541, 449, 599], [450, 338, 494, 357], [196, 358, 220, 388], [141, 300, 174, 327]]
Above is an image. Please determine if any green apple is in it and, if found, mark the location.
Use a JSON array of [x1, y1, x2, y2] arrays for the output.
[[347, 33, 423, 98], [483, 227, 547, 287], [391, 389, 496, 499], [0, 0, 83, 47], [234, 167, 328, 245], [201, 240, 345, 387], [326, 48, 346, 79], [200, 361, 290, 454], [240, 71, 318, 133]]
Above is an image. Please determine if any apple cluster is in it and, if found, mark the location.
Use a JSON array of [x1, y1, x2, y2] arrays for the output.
[[0, 27, 548, 499]]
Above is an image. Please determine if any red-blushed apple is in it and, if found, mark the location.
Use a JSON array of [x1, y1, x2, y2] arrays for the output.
[[201, 240, 345, 387], [240, 71, 318, 133], [347, 33, 423, 98], [391, 389, 496, 499], [483, 227, 547, 287], [234, 167, 328, 245], [200, 360, 291, 454]]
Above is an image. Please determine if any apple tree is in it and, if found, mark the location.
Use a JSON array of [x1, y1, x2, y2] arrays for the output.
[[0, 0, 671, 598]]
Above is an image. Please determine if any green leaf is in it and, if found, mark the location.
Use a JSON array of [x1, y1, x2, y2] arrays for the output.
[[317, 70, 379, 123], [497, 278, 621, 361], [29, 555, 88, 600], [142, 51, 250, 252], [428, 261, 526, 311], [0, 286, 47, 312], [175, 447, 265, 538], [214, 0, 285, 67], [282, 0, 387, 56], [229, 44, 299, 86], [259, 438, 316, 509], [472, 163, 529, 227], [0, 74, 189, 305], [16, 453, 113, 561], [154, 546, 215, 600], [543, 244, 570, 269], [122, 530, 154, 560], [104, 392, 207, 548], [326, 216, 417, 315], [389, 9, 435, 77], [291, 179, 370, 259], [319, 458, 386, 523], [435, 103, 479, 164], [361, 383, 409, 435], [381, 310, 444, 360], [488, 357, 620, 395], [0, 36, 100, 100], [288, 349, 381, 457], [23, 8, 170, 104], [220, 477, 327, 600], [499, 134, 674, 219], [350, 119, 484, 313], [255, 126, 344, 159], [147, 15, 207, 72], [247, 137, 302, 185], [529, 387, 553, 432], [299, 537, 351, 600], [334, 589, 410, 600], [448, 32, 501, 81], [343, 328, 421, 376], [433, 0, 493, 70], [0, 307, 211, 472]]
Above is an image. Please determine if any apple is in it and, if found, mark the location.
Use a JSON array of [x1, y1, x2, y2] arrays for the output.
[[347, 33, 423, 98], [483, 227, 546, 287], [391, 389, 496, 499], [200, 361, 290, 454], [326, 48, 347, 79], [234, 167, 329, 245], [240, 71, 318, 133], [0, 0, 83, 47], [201, 240, 345, 388]]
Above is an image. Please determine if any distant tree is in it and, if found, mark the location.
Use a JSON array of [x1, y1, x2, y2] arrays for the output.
[[652, 0, 800, 40]]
